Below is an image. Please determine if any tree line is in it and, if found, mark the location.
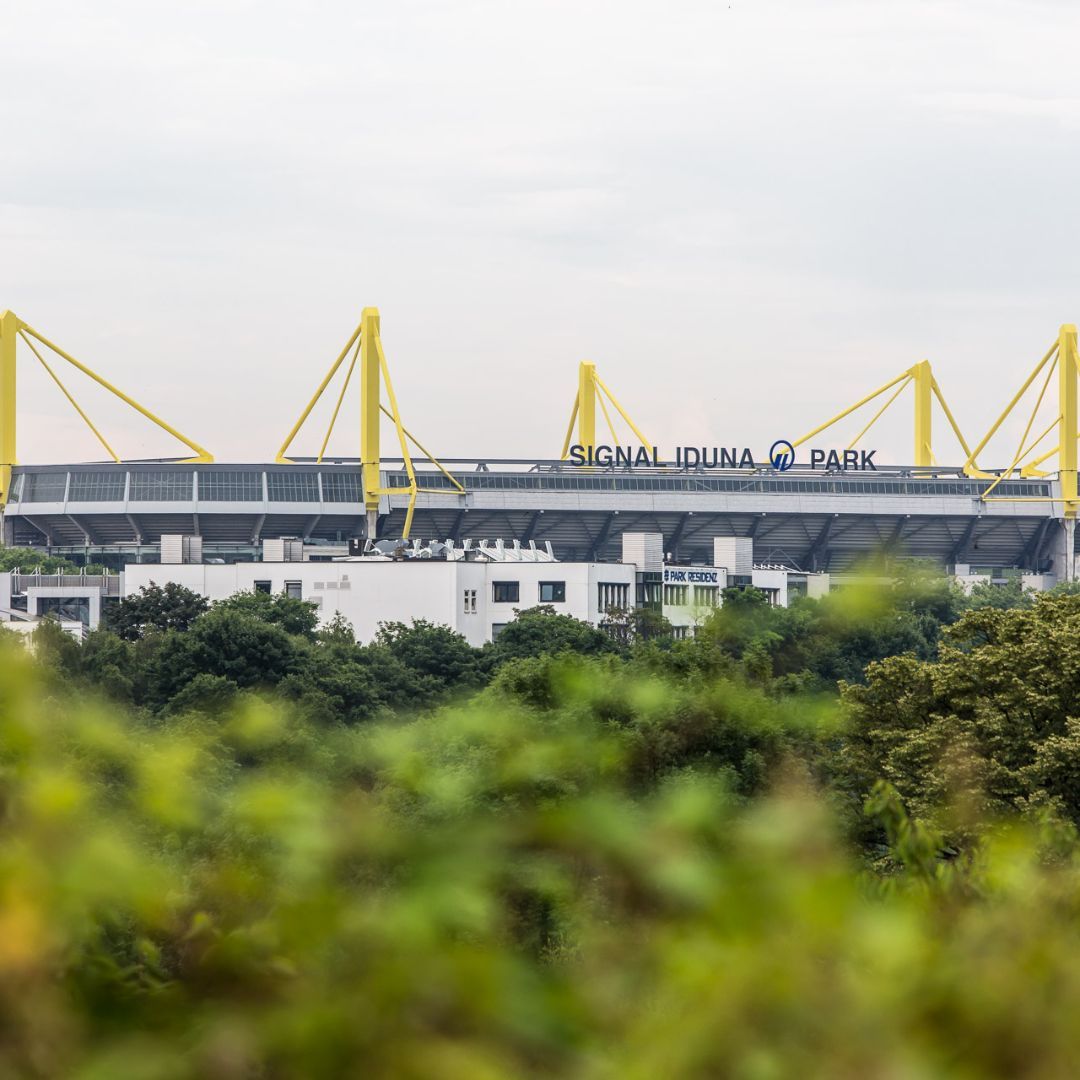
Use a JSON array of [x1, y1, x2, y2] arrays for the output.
[[5, 564, 1080, 1073]]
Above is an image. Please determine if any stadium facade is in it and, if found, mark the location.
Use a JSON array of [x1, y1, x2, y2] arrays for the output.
[[0, 458, 1063, 577]]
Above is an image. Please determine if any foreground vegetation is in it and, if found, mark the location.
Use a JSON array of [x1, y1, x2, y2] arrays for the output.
[[5, 570, 1080, 1075]]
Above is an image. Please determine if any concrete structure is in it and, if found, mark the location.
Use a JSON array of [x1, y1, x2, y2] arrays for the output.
[[0, 460, 1062, 577]]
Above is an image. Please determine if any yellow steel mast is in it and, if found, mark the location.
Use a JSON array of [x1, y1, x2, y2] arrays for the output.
[[1059, 325, 1078, 518], [0, 310, 213, 512], [963, 326, 1080, 511], [0, 311, 16, 510], [560, 361, 653, 459], [360, 308, 382, 536], [912, 359, 933, 467], [277, 306, 462, 539], [791, 360, 971, 468]]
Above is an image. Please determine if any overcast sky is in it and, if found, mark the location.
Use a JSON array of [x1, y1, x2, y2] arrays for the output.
[[2, 0, 1079, 468]]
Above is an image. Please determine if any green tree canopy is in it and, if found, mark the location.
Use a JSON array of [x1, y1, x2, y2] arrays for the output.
[[840, 592, 1080, 847], [104, 582, 210, 640], [375, 619, 483, 694], [484, 605, 619, 668], [213, 589, 320, 639]]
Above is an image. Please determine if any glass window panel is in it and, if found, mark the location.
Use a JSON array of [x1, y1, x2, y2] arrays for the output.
[[199, 471, 262, 501], [267, 472, 319, 502], [492, 581, 519, 603], [69, 471, 125, 501], [23, 472, 68, 501], [321, 473, 364, 502], [129, 471, 193, 501], [538, 581, 566, 603]]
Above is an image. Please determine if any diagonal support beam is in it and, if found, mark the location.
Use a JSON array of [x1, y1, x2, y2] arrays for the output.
[[67, 514, 96, 545], [667, 513, 691, 559], [1019, 517, 1052, 571], [948, 518, 979, 564], [588, 513, 616, 560], [807, 515, 835, 572], [884, 515, 910, 551], [447, 508, 466, 541], [520, 510, 542, 544]]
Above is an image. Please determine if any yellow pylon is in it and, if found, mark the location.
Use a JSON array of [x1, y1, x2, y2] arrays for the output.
[[276, 307, 462, 539], [792, 360, 971, 468], [560, 361, 653, 459], [0, 310, 213, 510], [969, 325, 1080, 516]]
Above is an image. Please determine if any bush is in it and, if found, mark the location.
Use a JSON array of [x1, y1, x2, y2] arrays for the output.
[[6, 637, 1080, 1075]]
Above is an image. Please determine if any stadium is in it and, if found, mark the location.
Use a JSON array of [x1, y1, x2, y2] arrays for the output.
[[0, 307, 1076, 580]]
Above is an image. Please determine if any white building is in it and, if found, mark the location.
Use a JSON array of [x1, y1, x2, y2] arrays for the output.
[[624, 532, 830, 637], [121, 555, 636, 647], [1, 534, 830, 644]]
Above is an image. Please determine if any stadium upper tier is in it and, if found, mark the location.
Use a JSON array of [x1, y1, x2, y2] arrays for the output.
[[1, 459, 1060, 572]]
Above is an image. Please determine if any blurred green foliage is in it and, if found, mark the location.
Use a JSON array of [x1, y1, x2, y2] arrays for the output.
[[9, 573, 1080, 1074]]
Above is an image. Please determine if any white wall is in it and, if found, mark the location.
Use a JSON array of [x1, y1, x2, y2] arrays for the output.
[[660, 565, 726, 632], [123, 559, 636, 645], [750, 568, 789, 607]]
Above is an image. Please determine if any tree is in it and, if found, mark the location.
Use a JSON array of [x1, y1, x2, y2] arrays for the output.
[[144, 608, 306, 711], [78, 630, 135, 702], [838, 592, 1080, 846], [165, 672, 242, 716], [213, 590, 320, 639], [31, 616, 81, 678], [688, 580, 946, 690], [105, 582, 210, 640], [0, 548, 79, 573], [484, 605, 619, 668], [600, 605, 674, 645], [375, 619, 483, 695], [279, 641, 387, 725], [961, 577, 1034, 611]]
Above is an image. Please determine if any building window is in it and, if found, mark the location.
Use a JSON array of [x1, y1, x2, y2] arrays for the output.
[[69, 471, 125, 501], [320, 472, 363, 503], [463, 589, 477, 614], [663, 584, 690, 606], [199, 470, 262, 502], [254, 580, 272, 594], [129, 470, 193, 501], [491, 622, 508, 640], [22, 472, 67, 502], [267, 472, 319, 502], [284, 581, 303, 600], [492, 581, 519, 603], [38, 596, 90, 625], [538, 581, 566, 603], [693, 585, 719, 607], [597, 582, 630, 612]]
